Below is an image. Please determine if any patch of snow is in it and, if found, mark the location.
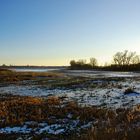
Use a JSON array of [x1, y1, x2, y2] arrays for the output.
[[0, 85, 71, 97], [1, 75, 140, 109], [0, 125, 31, 134], [0, 119, 92, 135]]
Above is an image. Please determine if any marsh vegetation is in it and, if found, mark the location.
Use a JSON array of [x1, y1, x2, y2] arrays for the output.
[[0, 69, 140, 140]]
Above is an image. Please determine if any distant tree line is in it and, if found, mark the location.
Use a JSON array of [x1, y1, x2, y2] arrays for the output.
[[70, 58, 98, 70], [70, 50, 140, 71]]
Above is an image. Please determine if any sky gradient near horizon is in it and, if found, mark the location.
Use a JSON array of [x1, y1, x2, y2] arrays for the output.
[[1, 0, 140, 66]]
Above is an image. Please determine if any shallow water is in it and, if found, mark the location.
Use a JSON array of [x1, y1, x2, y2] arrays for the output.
[[63, 70, 140, 78], [11, 68, 60, 72]]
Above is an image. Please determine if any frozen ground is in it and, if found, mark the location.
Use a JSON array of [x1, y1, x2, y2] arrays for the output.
[[0, 119, 93, 135], [0, 71, 140, 109], [0, 70, 140, 138], [0, 82, 140, 109], [61, 70, 140, 78]]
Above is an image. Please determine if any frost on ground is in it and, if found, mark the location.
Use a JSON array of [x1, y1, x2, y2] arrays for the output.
[[0, 120, 92, 135], [0, 70, 140, 139], [0, 77, 140, 109]]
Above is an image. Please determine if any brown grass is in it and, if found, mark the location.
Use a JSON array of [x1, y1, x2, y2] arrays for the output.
[[0, 69, 63, 83], [0, 95, 139, 136]]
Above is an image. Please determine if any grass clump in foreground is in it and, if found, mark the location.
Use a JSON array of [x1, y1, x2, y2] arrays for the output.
[[0, 95, 139, 140]]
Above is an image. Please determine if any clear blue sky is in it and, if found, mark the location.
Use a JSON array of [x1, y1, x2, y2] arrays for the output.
[[0, 0, 140, 66]]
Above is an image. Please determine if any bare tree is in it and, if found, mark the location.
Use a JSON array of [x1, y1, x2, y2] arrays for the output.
[[70, 60, 76, 66], [131, 55, 140, 64], [113, 52, 123, 65], [125, 51, 136, 65], [90, 58, 98, 67], [77, 59, 86, 65], [113, 50, 139, 66]]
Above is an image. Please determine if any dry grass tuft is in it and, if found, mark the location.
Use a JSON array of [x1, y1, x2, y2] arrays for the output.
[[124, 87, 135, 94]]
